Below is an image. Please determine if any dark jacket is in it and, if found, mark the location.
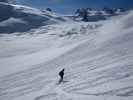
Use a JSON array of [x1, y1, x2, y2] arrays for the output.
[[59, 69, 64, 78]]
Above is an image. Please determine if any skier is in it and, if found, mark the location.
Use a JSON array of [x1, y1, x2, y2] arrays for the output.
[[59, 68, 65, 83]]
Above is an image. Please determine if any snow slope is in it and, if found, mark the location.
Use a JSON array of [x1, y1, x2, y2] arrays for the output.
[[0, 10, 133, 100], [0, 2, 65, 33]]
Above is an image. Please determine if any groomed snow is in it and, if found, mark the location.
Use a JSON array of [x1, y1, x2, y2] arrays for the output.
[[0, 10, 133, 100]]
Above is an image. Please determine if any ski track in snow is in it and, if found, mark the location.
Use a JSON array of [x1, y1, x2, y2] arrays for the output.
[[0, 13, 133, 100], [0, 36, 133, 100]]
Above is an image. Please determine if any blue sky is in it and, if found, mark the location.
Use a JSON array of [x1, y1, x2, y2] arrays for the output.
[[17, 0, 133, 14]]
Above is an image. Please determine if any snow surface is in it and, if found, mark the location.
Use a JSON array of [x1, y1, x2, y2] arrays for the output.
[[0, 8, 133, 100], [0, 2, 66, 33]]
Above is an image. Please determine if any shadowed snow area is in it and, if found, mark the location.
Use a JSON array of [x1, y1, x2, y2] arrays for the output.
[[0, 2, 66, 34], [0, 9, 133, 100]]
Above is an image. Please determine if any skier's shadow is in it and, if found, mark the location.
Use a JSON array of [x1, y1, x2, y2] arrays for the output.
[[56, 80, 69, 85], [62, 80, 69, 83]]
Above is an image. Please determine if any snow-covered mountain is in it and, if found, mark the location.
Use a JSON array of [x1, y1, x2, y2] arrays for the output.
[[72, 8, 127, 22], [0, 0, 16, 4], [0, 2, 66, 34], [0, 3, 133, 100]]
